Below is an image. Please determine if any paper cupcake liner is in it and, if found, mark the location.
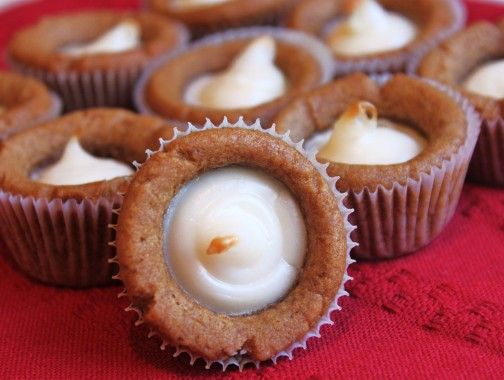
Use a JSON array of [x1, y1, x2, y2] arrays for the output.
[[347, 75, 480, 259], [7, 24, 189, 112], [110, 117, 356, 370], [0, 190, 122, 287], [334, 0, 465, 76], [134, 26, 336, 121], [467, 117, 504, 186], [0, 92, 62, 141]]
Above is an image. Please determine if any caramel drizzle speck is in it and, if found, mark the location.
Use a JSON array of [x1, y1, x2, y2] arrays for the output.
[[206, 236, 239, 255]]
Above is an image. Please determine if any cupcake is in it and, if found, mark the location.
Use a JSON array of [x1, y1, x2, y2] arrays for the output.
[[274, 73, 480, 259], [145, 0, 296, 38], [135, 27, 334, 128], [0, 108, 170, 287], [286, 0, 464, 74], [0, 71, 61, 140], [113, 118, 355, 369], [7, 11, 189, 111], [417, 20, 504, 186]]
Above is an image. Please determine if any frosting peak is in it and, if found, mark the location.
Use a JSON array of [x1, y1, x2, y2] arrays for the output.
[[312, 101, 426, 165], [36, 137, 134, 185], [327, 0, 417, 56], [61, 20, 141, 56], [184, 36, 287, 109]]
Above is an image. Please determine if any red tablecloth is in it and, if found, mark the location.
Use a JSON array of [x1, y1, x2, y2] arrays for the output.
[[1, 1, 503, 379]]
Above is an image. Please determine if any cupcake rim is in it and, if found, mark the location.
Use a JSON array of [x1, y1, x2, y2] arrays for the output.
[[0, 108, 171, 201], [286, 0, 465, 74], [0, 71, 63, 139], [415, 20, 504, 122], [112, 117, 356, 370], [7, 10, 190, 73], [274, 73, 480, 193], [133, 25, 335, 124]]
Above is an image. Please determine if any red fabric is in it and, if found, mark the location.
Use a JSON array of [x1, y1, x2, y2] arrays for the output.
[[1, 1, 504, 378]]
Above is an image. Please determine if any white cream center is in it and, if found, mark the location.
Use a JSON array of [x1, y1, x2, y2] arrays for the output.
[[164, 166, 306, 315], [171, 0, 233, 8], [184, 36, 287, 109], [36, 137, 134, 185], [305, 101, 426, 165], [60, 20, 141, 56], [327, 0, 417, 56], [464, 59, 504, 100]]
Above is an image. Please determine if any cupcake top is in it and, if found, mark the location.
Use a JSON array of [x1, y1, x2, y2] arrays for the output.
[[135, 27, 334, 127], [35, 137, 134, 186], [115, 120, 353, 366], [418, 19, 504, 121], [326, 0, 417, 56], [274, 74, 471, 192], [0, 108, 170, 201], [0, 71, 61, 140], [286, 0, 463, 73], [146, 0, 295, 36], [184, 36, 287, 109], [8, 11, 189, 72], [308, 100, 426, 165]]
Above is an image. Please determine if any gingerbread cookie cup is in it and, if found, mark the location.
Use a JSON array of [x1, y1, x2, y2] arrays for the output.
[[274, 74, 480, 259], [0, 109, 170, 287], [417, 21, 504, 186], [134, 27, 334, 128], [0, 71, 61, 140], [113, 119, 355, 369], [145, 0, 296, 38], [286, 0, 464, 74], [8, 11, 189, 111]]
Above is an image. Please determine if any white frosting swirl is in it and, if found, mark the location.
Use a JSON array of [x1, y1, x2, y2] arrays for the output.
[[36, 137, 134, 185], [464, 59, 504, 100], [327, 0, 417, 56], [184, 36, 287, 109], [305, 101, 426, 165], [164, 166, 306, 315], [60, 20, 141, 56]]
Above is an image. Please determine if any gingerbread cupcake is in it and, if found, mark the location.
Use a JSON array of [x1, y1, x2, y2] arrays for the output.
[[417, 19, 504, 186], [274, 73, 480, 259], [8, 11, 189, 111], [145, 0, 296, 38], [0, 108, 170, 287], [286, 0, 464, 74], [135, 27, 334, 128], [113, 118, 355, 369], [0, 71, 61, 140]]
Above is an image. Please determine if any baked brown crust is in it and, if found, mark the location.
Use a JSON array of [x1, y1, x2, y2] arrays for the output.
[[0, 108, 171, 201], [116, 127, 348, 361], [146, 0, 295, 36], [418, 20, 504, 122], [141, 34, 327, 126], [286, 0, 459, 66], [0, 71, 59, 139], [8, 11, 188, 73], [274, 73, 467, 192]]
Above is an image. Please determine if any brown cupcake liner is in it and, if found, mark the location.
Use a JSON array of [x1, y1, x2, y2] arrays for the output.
[[346, 75, 480, 259], [334, 0, 465, 76], [134, 26, 335, 123], [467, 117, 504, 186], [112, 117, 356, 370], [0, 92, 62, 141], [8, 58, 145, 111], [0, 191, 122, 287]]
